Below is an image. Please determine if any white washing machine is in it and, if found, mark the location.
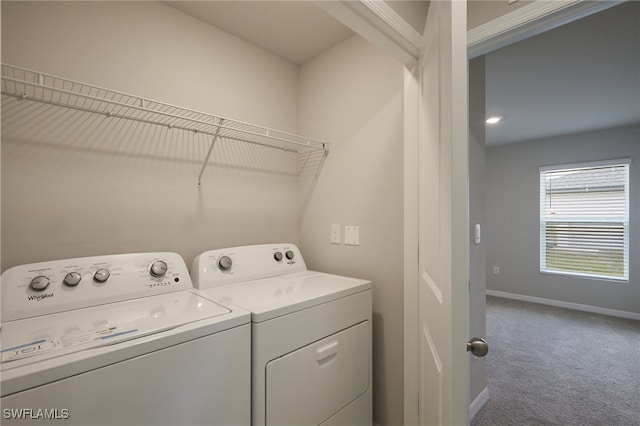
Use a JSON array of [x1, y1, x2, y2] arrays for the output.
[[0, 252, 250, 426], [191, 243, 372, 426]]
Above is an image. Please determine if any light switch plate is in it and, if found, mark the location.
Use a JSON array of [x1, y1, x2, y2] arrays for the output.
[[345, 226, 360, 246], [331, 224, 341, 244]]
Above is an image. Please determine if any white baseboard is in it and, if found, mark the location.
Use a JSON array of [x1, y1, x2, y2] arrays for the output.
[[469, 387, 489, 420], [486, 290, 640, 321]]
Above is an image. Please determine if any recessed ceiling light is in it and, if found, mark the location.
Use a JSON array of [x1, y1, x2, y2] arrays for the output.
[[486, 116, 502, 124]]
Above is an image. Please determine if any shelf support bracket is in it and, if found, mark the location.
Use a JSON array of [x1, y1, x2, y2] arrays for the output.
[[197, 119, 224, 187]]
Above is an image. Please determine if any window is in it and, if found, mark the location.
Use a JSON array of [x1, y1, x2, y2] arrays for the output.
[[539, 159, 630, 281]]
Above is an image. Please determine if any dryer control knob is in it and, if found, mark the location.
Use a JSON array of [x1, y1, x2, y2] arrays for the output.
[[274, 252, 283, 262], [30, 276, 50, 291], [94, 268, 110, 283], [285, 250, 295, 260], [63, 272, 82, 287], [150, 261, 168, 278], [218, 256, 233, 271]]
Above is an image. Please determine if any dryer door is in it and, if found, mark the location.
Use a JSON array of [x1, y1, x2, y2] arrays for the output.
[[265, 320, 370, 426]]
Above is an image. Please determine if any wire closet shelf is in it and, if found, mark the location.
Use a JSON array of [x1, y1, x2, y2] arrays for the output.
[[1, 64, 329, 185]]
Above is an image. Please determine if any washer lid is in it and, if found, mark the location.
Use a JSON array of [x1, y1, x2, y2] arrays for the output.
[[1, 290, 230, 367], [204, 271, 371, 323]]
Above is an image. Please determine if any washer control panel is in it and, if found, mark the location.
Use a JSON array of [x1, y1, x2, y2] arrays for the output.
[[1, 252, 193, 322], [191, 243, 307, 289]]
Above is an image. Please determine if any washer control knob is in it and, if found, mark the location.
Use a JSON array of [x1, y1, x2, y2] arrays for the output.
[[29, 276, 50, 291], [93, 268, 110, 283], [63, 272, 82, 287], [285, 250, 295, 260], [150, 261, 168, 278], [274, 252, 283, 262], [218, 256, 233, 271]]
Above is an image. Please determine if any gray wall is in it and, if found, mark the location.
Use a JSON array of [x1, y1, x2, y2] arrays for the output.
[[469, 57, 487, 404], [486, 124, 640, 314]]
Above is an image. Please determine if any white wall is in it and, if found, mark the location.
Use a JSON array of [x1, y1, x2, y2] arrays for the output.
[[1, 1, 301, 269], [297, 35, 404, 426], [486, 124, 640, 314]]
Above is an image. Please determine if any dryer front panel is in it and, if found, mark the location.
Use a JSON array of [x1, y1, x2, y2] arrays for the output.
[[265, 321, 370, 426]]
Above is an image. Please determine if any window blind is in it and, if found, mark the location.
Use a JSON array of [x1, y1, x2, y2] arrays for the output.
[[539, 160, 630, 281]]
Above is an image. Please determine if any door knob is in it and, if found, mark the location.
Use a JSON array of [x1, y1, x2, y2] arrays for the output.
[[467, 338, 488, 357]]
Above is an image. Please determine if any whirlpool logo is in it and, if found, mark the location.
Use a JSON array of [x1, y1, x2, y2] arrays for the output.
[[28, 292, 54, 302]]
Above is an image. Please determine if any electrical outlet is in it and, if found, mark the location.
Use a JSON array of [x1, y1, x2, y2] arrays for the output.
[[492, 266, 500, 275]]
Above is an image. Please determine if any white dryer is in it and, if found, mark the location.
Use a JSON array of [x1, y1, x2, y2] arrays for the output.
[[191, 243, 372, 426], [1, 252, 250, 426]]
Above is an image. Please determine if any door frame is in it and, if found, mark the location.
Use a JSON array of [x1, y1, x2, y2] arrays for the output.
[[467, 0, 623, 59]]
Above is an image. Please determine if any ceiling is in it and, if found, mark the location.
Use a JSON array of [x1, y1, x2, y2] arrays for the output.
[[484, 0, 640, 146], [164, 1, 354, 65], [164, 1, 639, 147]]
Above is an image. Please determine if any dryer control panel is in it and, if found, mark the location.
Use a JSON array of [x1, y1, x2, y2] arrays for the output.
[[191, 243, 307, 289], [1, 252, 193, 322]]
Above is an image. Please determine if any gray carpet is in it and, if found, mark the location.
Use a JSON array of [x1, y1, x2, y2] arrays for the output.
[[472, 296, 640, 426]]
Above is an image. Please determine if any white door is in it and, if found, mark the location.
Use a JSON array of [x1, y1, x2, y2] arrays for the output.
[[416, 1, 469, 425]]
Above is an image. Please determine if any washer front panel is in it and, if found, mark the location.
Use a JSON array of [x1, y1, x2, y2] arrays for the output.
[[0, 252, 252, 426], [1, 324, 251, 426]]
